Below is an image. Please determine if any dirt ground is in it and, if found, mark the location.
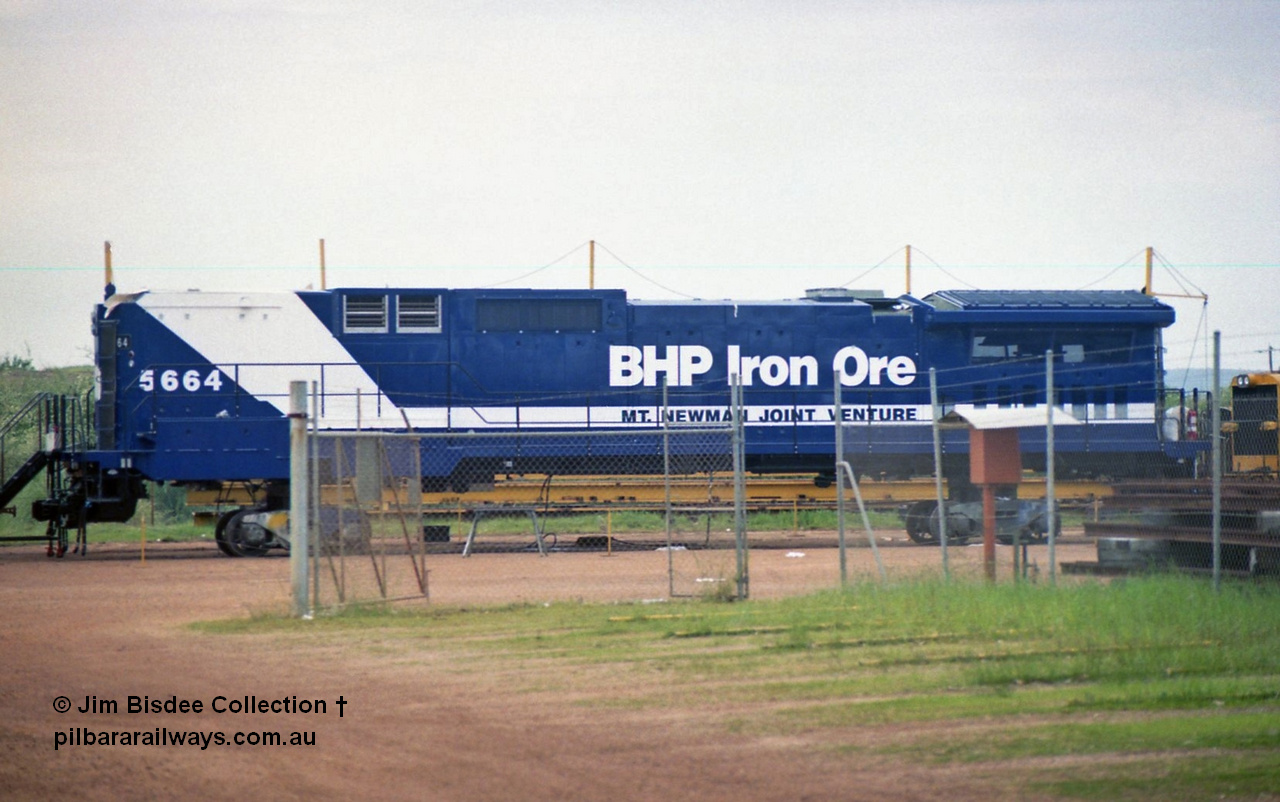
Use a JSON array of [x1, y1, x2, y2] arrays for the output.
[[0, 536, 1100, 801]]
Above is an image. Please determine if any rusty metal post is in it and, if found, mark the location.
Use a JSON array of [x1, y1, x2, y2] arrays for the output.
[[982, 485, 997, 581]]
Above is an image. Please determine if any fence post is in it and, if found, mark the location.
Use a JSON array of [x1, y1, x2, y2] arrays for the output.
[[929, 368, 949, 581], [732, 375, 748, 600], [663, 378, 675, 598], [1046, 350, 1057, 584], [835, 369, 847, 587], [310, 382, 321, 612], [1211, 330, 1222, 592], [289, 381, 311, 618]]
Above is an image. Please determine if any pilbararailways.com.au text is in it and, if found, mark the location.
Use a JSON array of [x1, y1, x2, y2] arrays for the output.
[[56, 727, 317, 751]]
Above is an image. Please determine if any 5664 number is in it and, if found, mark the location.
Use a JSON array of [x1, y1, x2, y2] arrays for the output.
[[138, 368, 225, 393]]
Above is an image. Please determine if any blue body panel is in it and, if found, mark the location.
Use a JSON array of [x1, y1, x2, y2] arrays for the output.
[[89, 286, 1197, 485]]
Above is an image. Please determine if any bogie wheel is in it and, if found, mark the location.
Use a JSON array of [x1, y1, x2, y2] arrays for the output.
[[903, 501, 938, 545], [214, 509, 241, 557], [219, 509, 272, 557]]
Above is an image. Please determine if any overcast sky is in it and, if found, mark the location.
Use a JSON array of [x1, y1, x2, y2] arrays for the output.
[[2, 0, 1277, 374]]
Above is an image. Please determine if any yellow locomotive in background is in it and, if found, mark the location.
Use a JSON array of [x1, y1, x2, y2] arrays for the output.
[[1226, 373, 1280, 476]]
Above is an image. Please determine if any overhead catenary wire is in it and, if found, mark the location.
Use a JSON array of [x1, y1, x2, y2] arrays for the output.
[[1153, 248, 1208, 300], [837, 247, 900, 289], [1167, 302, 1209, 390], [478, 240, 593, 289], [1142, 248, 1212, 387], [1075, 249, 1148, 291], [592, 241, 701, 299], [837, 245, 986, 293], [907, 247, 981, 290]]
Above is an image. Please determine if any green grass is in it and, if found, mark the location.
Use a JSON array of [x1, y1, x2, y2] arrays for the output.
[[89, 520, 212, 543], [1, 505, 888, 547], [196, 576, 1280, 797], [417, 507, 900, 538], [1032, 752, 1280, 800], [0, 517, 213, 546], [884, 709, 1280, 762]]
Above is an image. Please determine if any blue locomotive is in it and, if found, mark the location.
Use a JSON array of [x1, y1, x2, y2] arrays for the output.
[[10, 283, 1205, 555]]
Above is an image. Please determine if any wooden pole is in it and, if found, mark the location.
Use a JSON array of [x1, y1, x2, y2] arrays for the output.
[[904, 244, 912, 295], [104, 241, 114, 294]]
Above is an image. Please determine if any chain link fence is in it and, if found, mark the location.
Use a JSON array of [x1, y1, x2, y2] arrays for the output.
[[293, 334, 1278, 613], [304, 420, 746, 610], [306, 434, 429, 607]]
